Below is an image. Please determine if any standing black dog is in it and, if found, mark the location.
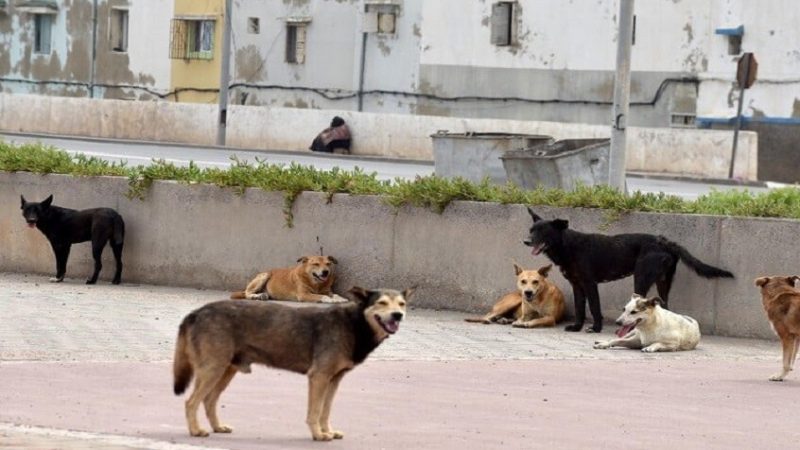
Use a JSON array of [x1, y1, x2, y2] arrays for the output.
[[523, 208, 733, 332], [21, 195, 125, 285]]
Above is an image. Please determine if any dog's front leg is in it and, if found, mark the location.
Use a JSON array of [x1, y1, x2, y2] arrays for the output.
[[770, 336, 796, 381], [565, 284, 587, 332], [321, 293, 349, 304], [319, 371, 348, 440], [641, 342, 678, 352], [584, 283, 603, 333], [50, 243, 70, 282], [594, 334, 641, 350], [307, 372, 334, 440]]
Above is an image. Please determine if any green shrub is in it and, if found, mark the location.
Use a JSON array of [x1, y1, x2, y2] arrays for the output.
[[3, 140, 800, 227]]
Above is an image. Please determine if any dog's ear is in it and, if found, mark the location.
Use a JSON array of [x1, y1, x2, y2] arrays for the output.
[[647, 296, 664, 308], [348, 286, 371, 304], [553, 219, 569, 230], [327, 256, 338, 265], [527, 208, 541, 222], [20, 195, 26, 209], [754, 277, 769, 287], [513, 263, 523, 276], [538, 264, 553, 277], [41, 195, 53, 208], [297, 256, 309, 264], [402, 286, 416, 301]]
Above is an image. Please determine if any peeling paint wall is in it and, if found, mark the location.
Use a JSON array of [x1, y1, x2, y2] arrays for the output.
[[0, 0, 172, 99]]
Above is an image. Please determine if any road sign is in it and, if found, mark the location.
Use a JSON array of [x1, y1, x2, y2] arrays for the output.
[[736, 53, 758, 89]]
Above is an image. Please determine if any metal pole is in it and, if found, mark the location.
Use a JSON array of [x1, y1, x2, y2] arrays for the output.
[[89, 0, 98, 98], [608, 0, 635, 192], [216, 0, 233, 146], [357, 32, 367, 112], [729, 85, 747, 179]]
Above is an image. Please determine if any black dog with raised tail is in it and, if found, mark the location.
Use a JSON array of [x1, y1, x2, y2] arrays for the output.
[[523, 208, 733, 332]]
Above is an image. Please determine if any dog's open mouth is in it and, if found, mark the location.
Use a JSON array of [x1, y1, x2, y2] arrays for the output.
[[615, 319, 642, 337], [375, 315, 400, 334], [530, 243, 547, 255], [26, 220, 36, 228], [312, 272, 329, 282]]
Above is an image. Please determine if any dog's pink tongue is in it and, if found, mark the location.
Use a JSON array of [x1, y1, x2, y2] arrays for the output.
[[615, 324, 635, 338], [385, 320, 399, 334], [27, 223, 35, 229]]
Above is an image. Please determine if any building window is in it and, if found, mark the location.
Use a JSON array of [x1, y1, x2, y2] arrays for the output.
[[248, 17, 259, 34], [169, 18, 215, 60], [110, 8, 129, 52], [670, 113, 696, 128], [727, 35, 742, 55], [490, 1, 517, 46], [34, 13, 52, 54], [285, 23, 307, 64]]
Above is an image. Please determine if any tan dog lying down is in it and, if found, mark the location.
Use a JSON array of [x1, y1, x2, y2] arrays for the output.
[[593, 294, 701, 352], [230, 256, 347, 303], [755, 276, 800, 381], [465, 263, 565, 328]]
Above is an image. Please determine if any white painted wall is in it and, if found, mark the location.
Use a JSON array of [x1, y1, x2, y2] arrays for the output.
[[125, 0, 173, 90]]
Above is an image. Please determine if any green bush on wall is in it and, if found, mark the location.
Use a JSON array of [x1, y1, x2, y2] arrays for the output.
[[3, 141, 800, 227]]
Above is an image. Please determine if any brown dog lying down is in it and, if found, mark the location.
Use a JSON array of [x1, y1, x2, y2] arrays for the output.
[[755, 276, 800, 381], [174, 286, 413, 441], [465, 263, 565, 328], [230, 255, 347, 303]]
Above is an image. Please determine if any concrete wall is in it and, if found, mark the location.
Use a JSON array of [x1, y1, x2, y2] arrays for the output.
[[2, 171, 795, 340], [0, 93, 759, 179]]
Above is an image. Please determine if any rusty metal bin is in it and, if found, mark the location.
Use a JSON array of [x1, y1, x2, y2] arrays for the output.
[[431, 131, 553, 184], [501, 138, 611, 191]]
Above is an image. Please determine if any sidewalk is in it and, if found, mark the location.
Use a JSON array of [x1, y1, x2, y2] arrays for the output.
[[1, 272, 797, 449]]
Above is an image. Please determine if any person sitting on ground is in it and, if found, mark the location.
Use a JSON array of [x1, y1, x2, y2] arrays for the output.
[[310, 116, 351, 154]]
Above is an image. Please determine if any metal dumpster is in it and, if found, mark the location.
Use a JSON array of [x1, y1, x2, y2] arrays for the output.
[[501, 138, 611, 191], [431, 131, 553, 184]]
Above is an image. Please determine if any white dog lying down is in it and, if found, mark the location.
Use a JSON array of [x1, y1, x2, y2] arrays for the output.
[[593, 294, 701, 352]]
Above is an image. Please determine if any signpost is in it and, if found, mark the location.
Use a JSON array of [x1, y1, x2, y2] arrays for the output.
[[729, 52, 758, 178]]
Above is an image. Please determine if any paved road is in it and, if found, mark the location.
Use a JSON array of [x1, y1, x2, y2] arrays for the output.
[[2, 272, 798, 449], [1, 133, 767, 200]]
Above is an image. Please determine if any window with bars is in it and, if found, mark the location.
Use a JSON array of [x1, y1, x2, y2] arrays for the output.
[[169, 18, 215, 60]]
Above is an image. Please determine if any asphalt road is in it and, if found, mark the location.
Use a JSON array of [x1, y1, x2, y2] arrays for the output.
[[1, 133, 768, 200], [1, 272, 797, 450]]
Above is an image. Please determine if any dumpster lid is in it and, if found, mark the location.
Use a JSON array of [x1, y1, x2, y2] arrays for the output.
[[430, 130, 552, 140], [501, 138, 610, 160]]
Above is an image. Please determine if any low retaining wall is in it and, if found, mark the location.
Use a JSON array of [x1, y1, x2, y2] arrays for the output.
[[0, 93, 758, 180], [2, 172, 793, 340]]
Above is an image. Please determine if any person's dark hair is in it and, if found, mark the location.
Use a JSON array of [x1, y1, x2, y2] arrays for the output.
[[330, 116, 345, 127]]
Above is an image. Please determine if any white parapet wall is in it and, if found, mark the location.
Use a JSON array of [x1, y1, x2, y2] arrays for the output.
[[0, 93, 757, 180]]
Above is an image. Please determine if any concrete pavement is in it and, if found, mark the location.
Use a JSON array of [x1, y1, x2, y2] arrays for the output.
[[1, 272, 798, 449]]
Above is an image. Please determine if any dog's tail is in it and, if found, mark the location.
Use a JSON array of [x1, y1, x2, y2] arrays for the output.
[[464, 317, 489, 324], [173, 315, 195, 395], [230, 291, 246, 300], [113, 215, 125, 245], [662, 238, 734, 279]]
